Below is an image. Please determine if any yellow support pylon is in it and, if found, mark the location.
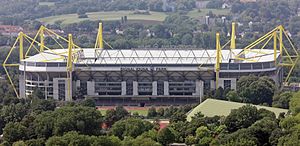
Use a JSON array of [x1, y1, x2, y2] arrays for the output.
[[274, 31, 277, 64], [40, 26, 45, 52], [19, 32, 24, 60], [215, 33, 221, 89], [230, 22, 236, 50], [67, 34, 73, 101]]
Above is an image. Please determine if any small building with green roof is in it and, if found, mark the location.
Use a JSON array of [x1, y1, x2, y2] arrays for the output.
[[186, 99, 288, 122]]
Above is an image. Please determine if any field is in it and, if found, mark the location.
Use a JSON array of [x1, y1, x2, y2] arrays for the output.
[[98, 106, 149, 116], [38, 11, 168, 25], [38, 2, 55, 6], [37, 9, 230, 25], [187, 8, 230, 18]]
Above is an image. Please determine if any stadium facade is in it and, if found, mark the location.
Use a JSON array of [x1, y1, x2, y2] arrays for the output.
[[19, 48, 282, 105], [3, 23, 298, 106]]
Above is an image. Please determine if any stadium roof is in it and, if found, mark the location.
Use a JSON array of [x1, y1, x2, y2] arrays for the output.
[[23, 48, 279, 65], [186, 99, 288, 122]]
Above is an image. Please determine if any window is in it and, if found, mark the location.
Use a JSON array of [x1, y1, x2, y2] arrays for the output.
[[36, 62, 46, 67], [224, 80, 231, 89]]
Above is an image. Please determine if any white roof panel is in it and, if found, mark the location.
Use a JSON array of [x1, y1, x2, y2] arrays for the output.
[[23, 48, 279, 65]]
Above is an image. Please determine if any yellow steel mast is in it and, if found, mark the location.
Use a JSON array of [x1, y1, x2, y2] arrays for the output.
[[230, 22, 236, 50], [215, 33, 221, 88], [66, 34, 73, 101], [40, 26, 45, 52]]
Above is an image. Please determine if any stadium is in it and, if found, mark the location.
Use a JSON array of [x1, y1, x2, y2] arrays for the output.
[[3, 23, 298, 106]]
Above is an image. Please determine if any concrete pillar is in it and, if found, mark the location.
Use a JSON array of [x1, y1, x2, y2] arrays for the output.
[[76, 80, 80, 88], [200, 80, 204, 102], [121, 81, 126, 95], [53, 78, 59, 100], [65, 79, 72, 101], [195, 80, 201, 95], [19, 75, 26, 98], [231, 78, 237, 90], [164, 81, 169, 95], [133, 81, 138, 95], [87, 81, 95, 95], [45, 73, 49, 100], [152, 81, 157, 95], [194, 80, 204, 102], [44, 80, 48, 100], [218, 79, 224, 89]]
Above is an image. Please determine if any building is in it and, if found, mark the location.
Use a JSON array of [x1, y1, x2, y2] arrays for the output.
[[18, 47, 282, 106], [0, 25, 23, 36], [186, 99, 288, 121], [4, 23, 297, 106], [195, 1, 209, 9]]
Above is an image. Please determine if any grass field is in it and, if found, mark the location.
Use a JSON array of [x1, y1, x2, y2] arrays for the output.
[[98, 106, 148, 116], [38, 11, 168, 25], [37, 9, 230, 25], [39, 2, 55, 6], [187, 9, 230, 18]]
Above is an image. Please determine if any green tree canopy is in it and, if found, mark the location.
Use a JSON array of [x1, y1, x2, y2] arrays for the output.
[[110, 118, 154, 139]]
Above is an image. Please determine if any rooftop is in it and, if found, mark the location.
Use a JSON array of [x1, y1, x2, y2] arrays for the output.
[[23, 48, 279, 65], [186, 99, 288, 121]]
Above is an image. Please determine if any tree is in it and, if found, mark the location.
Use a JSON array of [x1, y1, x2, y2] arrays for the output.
[[110, 118, 154, 139], [92, 136, 122, 146], [169, 121, 189, 142], [12, 141, 26, 146], [33, 106, 102, 138], [59, 131, 92, 146], [248, 117, 278, 145], [147, 107, 157, 118], [30, 99, 56, 113], [196, 126, 211, 139], [157, 127, 175, 145], [77, 8, 88, 18], [226, 90, 241, 102], [31, 88, 44, 99], [224, 105, 261, 132], [289, 91, 300, 115], [3, 122, 27, 143], [181, 33, 193, 45], [185, 135, 197, 146], [25, 138, 45, 146], [45, 136, 67, 146], [170, 111, 187, 123], [122, 136, 161, 146], [278, 113, 300, 145], [80, 98, 96, 107], [105, 106, 129, 127], [237, 75, 275, 105], [272, 91, 292, 109], [206, 0, 223, 9], [1, 103, 28, 124], [140, 129, 158, 142], [214, 87, 225, 100]]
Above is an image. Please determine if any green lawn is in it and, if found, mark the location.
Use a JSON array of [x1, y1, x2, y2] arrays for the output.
[[99, 109, 148, 116], [38, 9, 230, 25], [38, 11, 168, 25], [187, 9, 230, 18], [39, 2, 55, 6]]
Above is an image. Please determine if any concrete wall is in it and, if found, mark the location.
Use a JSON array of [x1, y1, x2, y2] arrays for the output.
[[152, 81, 157, 95], [164, 81, 169, 95], [133, 81, 138, 96], [87, 81, 95, 96]]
